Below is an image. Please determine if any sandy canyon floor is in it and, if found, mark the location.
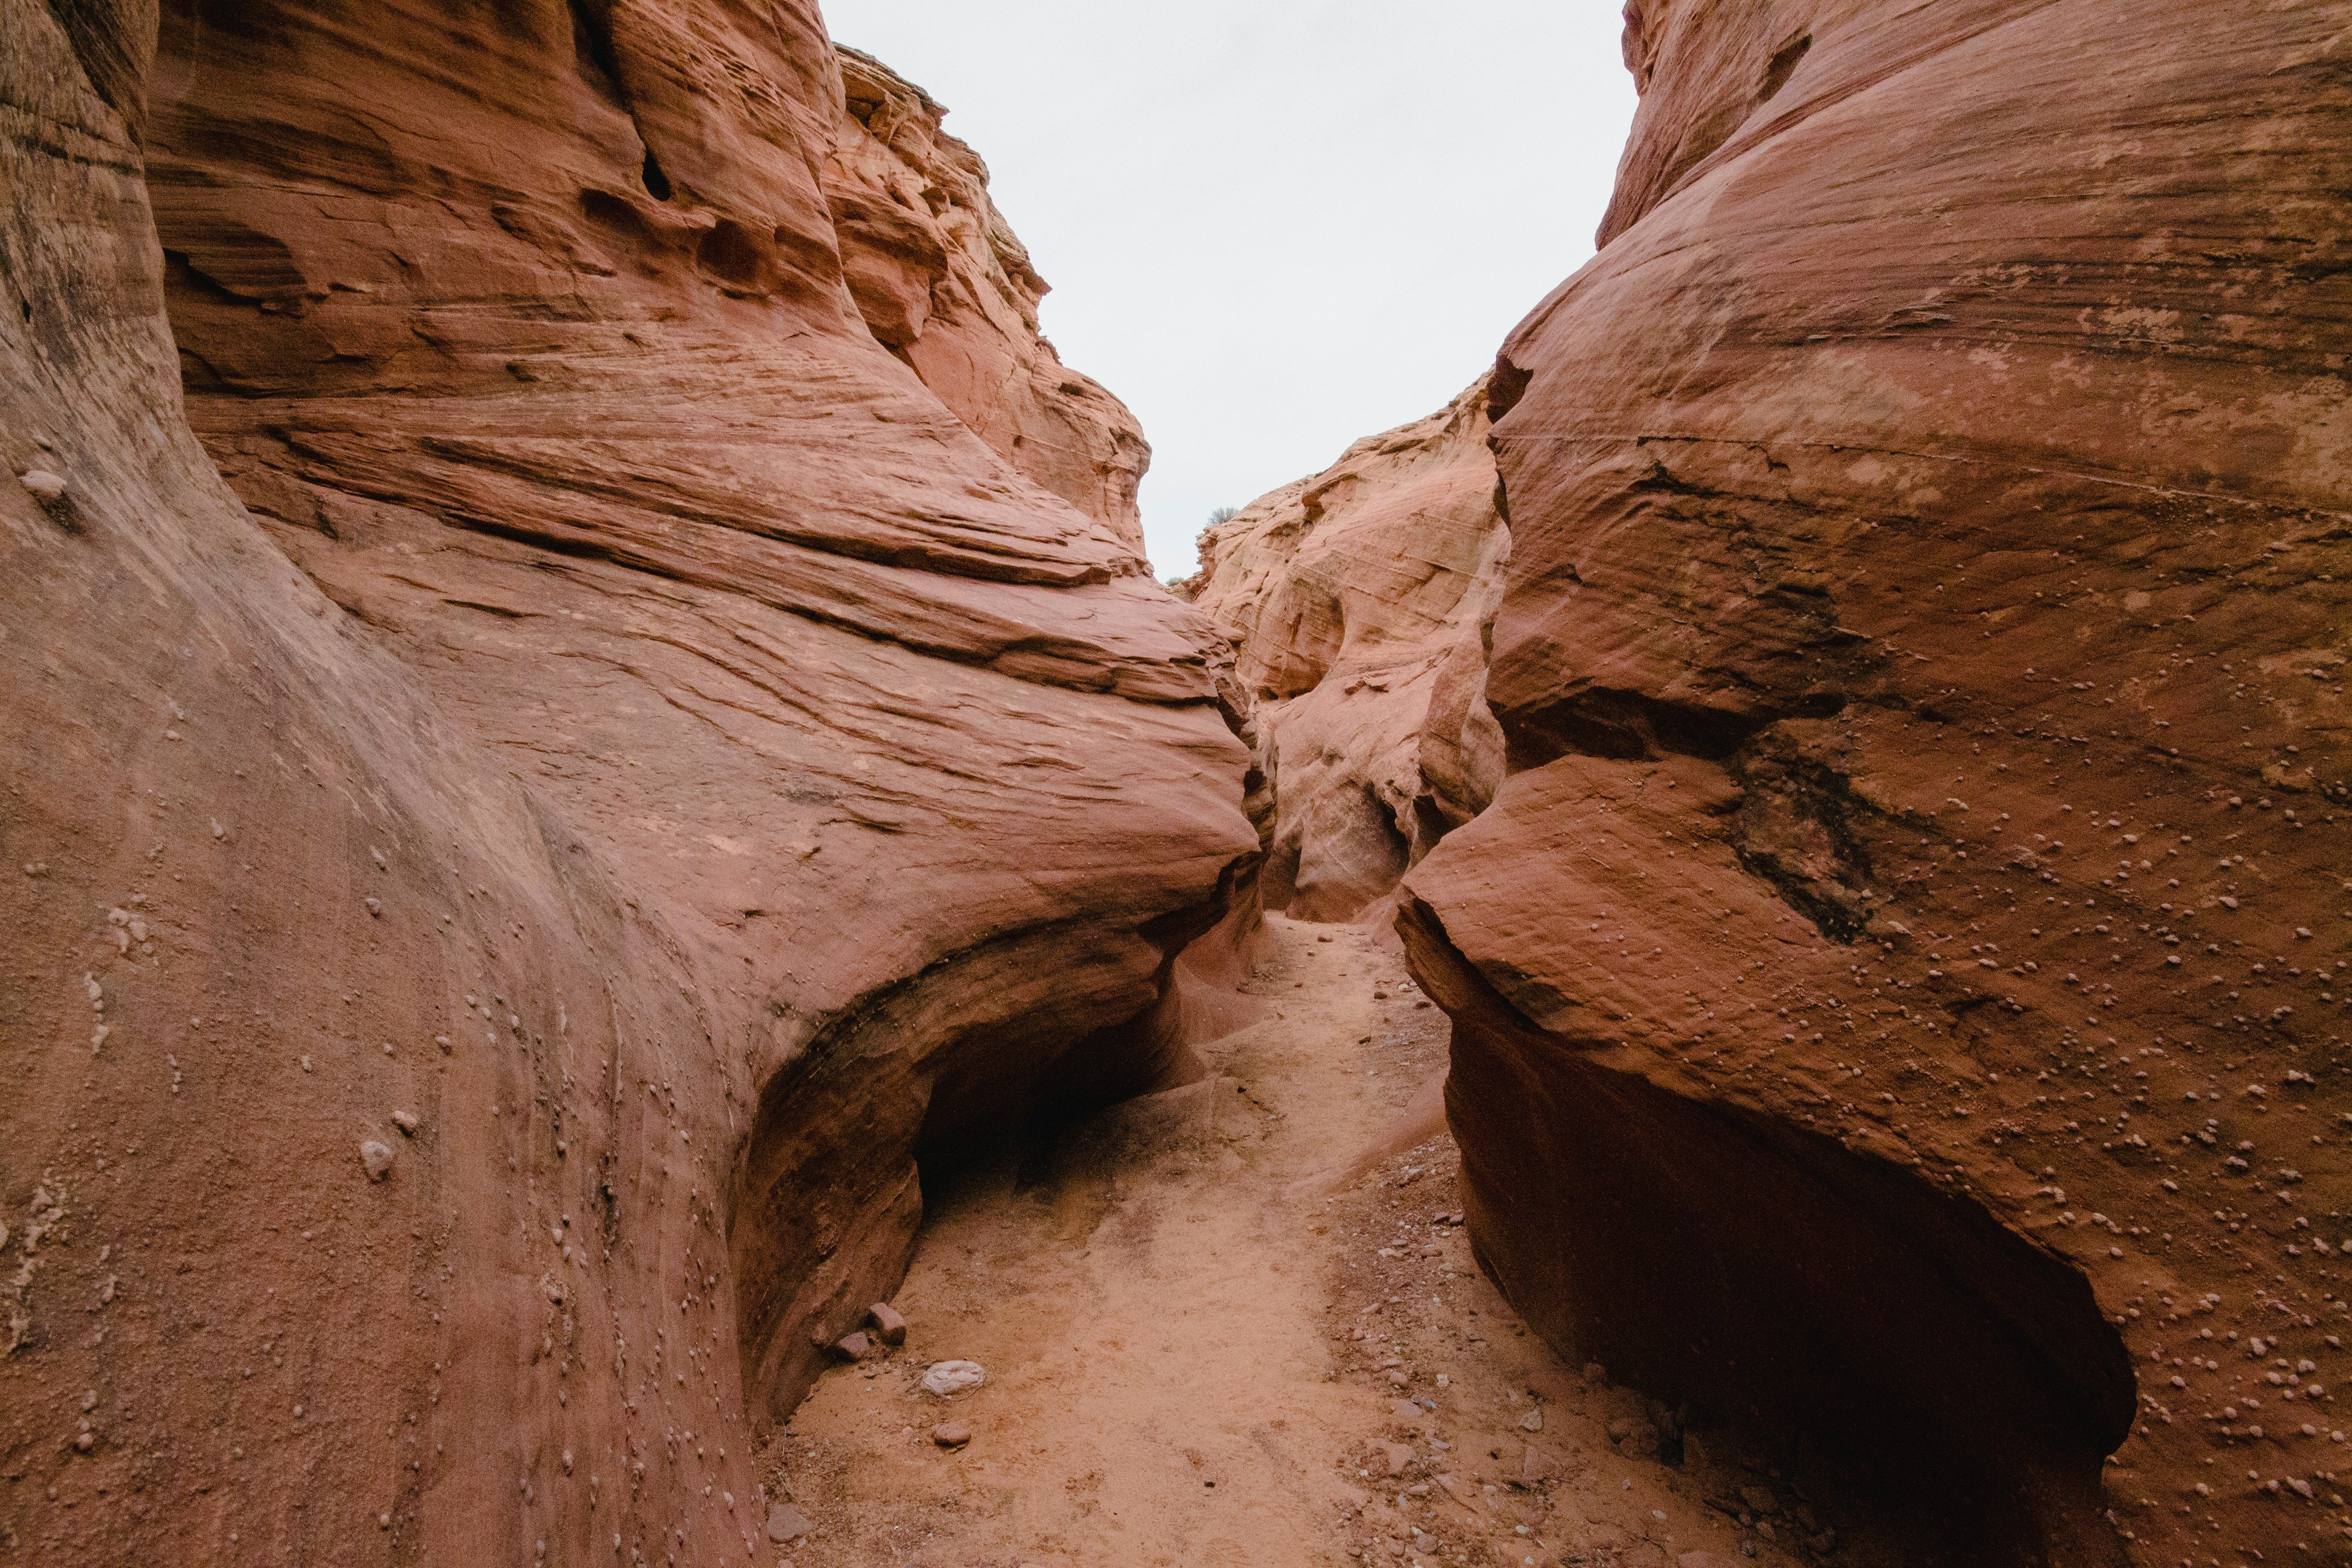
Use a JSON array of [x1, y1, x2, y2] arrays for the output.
[[760, 915, 1911, 1568]]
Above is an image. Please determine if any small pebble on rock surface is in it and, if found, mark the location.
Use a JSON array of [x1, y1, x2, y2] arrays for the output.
[[931, 1422, 971, 1449], [359, 1139, 395, 1181], [866, 1300, 907, 1345], [764, 1503, 811, 1543], [18, 470, 66, 504], [391, 1110, 419, 1136], [832, 1331, 872, 1362]]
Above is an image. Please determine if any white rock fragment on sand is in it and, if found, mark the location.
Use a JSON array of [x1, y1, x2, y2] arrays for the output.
[[918, 1360, 985, 1396], [19, 470, 67, 504]]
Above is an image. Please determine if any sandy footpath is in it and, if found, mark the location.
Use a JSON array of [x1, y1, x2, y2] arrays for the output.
[[763, 915, 1888, 1568]]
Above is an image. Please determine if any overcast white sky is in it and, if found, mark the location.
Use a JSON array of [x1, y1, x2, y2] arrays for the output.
[[819, 2, 1639, 578]]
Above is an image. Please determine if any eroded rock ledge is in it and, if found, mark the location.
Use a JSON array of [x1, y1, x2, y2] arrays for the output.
[[826, 45, 1153, 551], [1402, 0, 2352, 1560]]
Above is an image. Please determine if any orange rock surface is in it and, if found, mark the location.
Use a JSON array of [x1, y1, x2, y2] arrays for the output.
[[1, 4, 1252, 1563], [1182, 379, 1507, 920], [1401, 1, 2352, 1560]]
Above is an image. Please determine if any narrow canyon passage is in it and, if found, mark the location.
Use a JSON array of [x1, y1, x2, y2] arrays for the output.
[[8, 6, 2346, 1567], [762, 917, 1905, 1568]]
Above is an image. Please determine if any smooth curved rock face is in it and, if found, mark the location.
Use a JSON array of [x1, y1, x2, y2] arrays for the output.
[[1405, 0, 2348, 1559], [1, 4, 1253, 1564], [827, 46, 1151, 552], [1182, 380, 1507, 921]]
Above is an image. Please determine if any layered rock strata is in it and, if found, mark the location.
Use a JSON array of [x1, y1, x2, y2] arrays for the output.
[[826, 45, 1151, 549], [1, 5, 1254, 1565], [1402, 0, 2352, 1560], [1182, 379, 1507, 920]]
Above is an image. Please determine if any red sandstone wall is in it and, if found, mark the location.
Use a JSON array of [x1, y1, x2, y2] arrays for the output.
[[0, 4, 1254, 1562], [1183, 380, 1508, 921], [1404, 0, 2352, 1558]]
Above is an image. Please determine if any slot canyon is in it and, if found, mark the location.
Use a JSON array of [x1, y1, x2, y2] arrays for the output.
[[1, 2, 2346, 1566]]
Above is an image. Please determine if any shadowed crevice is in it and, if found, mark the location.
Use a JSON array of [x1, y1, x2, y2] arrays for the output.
[[1398, 891, 2136, 1566], [1499, 683, 1806, 770], [729, 858, 1248, 1430]]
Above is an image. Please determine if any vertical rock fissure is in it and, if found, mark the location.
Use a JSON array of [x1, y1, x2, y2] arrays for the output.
[[566, 0, 670, 201], [1181, 376, 1508, 922]]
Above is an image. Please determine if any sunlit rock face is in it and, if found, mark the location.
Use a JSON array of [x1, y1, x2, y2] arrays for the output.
[[1182, 379, 1508, 922], [1402, 0, 2352, 1559], [1, 4, 1254, 1563]]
